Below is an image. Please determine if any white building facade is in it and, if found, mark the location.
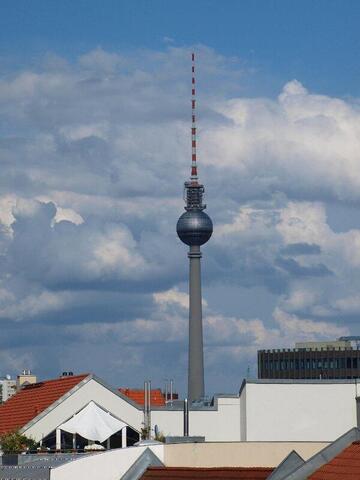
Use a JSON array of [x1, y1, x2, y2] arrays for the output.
[[239, 379, 359, 441], [19, 376, 360, 445], [0, 376, 16, 404]]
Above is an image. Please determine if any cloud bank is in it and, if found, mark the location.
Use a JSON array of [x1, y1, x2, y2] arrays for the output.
[[0, 46, 358, 393]]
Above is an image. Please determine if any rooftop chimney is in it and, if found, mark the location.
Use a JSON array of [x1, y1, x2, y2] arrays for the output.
[[17, 370, 37, 390]]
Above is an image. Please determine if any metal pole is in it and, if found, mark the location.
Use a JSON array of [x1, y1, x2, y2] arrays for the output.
[[165, 379, 168, 405], [144, 381, 148, 437], [356, 384, 360, 428], [183, 398, 189, 436], [148, 380, 151, 438], [188, 245, 204, 403], [170, 379, 174, 405]]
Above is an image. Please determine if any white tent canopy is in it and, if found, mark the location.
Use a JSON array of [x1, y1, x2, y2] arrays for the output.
[[59, 401, 127, 442]]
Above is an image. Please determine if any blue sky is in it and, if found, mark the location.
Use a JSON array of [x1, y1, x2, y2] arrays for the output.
[[1, 1, 360, 396], [2, 0, 360, 95]]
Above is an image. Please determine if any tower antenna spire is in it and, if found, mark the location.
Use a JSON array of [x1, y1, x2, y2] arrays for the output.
[[191, 52, 198, 184]]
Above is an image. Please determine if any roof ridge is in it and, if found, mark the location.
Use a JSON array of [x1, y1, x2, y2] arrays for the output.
[[119, 388, 163, 391], [147, 467, 273, 470], [36, 373, 90, 384]]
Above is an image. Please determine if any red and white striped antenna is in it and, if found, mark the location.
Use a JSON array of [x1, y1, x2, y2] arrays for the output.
[[191, 52, 198, 184]]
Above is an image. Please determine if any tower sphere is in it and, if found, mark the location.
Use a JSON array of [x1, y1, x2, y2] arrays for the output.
[[177, 210, 213, 246]]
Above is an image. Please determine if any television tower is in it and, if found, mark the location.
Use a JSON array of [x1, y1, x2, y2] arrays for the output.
[[176, 53, 213, 403]]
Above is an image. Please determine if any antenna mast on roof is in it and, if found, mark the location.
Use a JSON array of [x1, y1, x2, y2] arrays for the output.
[[191, 53, 198, 184]]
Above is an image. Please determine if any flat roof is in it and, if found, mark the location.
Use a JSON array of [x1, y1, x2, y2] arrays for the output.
[[239, 378, 359, 395]]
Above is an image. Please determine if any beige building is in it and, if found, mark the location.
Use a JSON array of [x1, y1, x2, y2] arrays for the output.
[[16, 370, 37, 389]]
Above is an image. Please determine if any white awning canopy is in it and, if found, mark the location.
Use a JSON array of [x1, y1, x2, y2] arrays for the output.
[[59, 401, 127, 442]]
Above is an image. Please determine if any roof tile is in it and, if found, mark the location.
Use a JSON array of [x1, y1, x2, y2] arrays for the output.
[[309, 441, 360, 479], [119, 388, 165, 407], [0, 374, 89, 435], [141, 467, 273, 479]]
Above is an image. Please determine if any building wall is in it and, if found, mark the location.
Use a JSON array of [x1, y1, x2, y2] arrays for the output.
[[17, 373, 37, 388], [240, 386, 246, 441], [0, 379, 16, 403], [151, 409, 183, 437], [163, 441, 329, 468], [243, 381, 358, 441], [152, 396, 241, 441], [191, 397, 240, 441]]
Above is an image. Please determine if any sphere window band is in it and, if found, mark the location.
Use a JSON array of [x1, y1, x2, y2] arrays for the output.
[[177, 210, 213, 247]]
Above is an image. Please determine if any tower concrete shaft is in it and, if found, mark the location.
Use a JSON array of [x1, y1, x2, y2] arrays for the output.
[[188, 245, 204, 403]]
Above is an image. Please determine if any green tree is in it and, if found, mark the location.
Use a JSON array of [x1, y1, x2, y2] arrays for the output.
[[0, 430, 37, 454]]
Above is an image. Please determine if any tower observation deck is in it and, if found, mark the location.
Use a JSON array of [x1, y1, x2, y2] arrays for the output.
[[176, 53, 213, 403]]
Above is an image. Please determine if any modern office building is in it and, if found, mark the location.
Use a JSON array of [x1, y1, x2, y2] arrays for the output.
[[258, 339, 360, 379]]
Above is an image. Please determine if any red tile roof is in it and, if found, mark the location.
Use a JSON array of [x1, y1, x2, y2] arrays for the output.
[[0, 374, 89, 435], [309, 441, 360, 479], [141, 467, 273, 479], [119, 388, 166, 407]]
